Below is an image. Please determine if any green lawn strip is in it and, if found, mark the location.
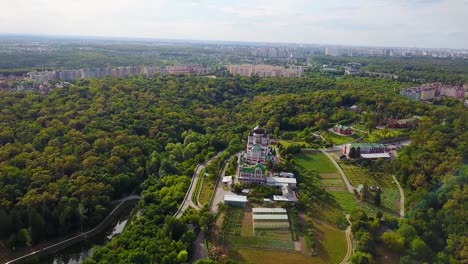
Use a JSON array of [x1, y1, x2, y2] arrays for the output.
[[227, 235, 296, 251], [323, 132, 355, 145], [198, 180, 215, 206], [312, 218, 347, 264], [294, 153, 337, 174]]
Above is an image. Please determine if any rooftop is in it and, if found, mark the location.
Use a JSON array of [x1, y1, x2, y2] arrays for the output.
[[253, 214, 289, 220], [360, 153, 391, 159], [348, 143, 385, 148], [224, 194, 247, 202], [266, 177, 297, 185], [252, 208, 287, 214]]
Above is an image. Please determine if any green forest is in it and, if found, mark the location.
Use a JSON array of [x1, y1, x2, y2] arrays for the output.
[[0, 74, 466, 263]]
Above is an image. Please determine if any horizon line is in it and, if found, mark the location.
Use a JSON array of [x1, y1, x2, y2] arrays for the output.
[[0, 32, 466, 51]]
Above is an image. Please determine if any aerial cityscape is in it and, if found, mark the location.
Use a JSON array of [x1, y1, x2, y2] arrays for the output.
[[0, 1, 467, 264]]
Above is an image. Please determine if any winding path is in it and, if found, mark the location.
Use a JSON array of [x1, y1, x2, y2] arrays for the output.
[[392, 175, 405, 218], [5, 195, 140, 264], [321, 149, 355, 264], [174, 152, 222, 219], [339, 214, 354, 264]]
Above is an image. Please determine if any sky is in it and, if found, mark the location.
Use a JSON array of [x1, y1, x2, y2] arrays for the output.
[[0, 0, 467, 49]]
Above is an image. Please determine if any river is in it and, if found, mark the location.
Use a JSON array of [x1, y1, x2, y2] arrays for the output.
[[39, 200, 138, 264]]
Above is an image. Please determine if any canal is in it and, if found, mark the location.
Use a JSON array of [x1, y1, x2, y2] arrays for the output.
[[39, 200, 138, 264]]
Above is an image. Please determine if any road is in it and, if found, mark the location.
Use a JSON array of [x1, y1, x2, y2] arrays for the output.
[[392, 175, 405, 218], [211, 153, 238, 214], [340, 214, 354, 264], [190, 230, 207, 263], [322, 150, 354, 193], [174, 152, 223, 218], [5, 195, 140, 264]]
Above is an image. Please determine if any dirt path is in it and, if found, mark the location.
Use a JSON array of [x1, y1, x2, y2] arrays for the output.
[[322, 150, 354, 193], [339, 214, 353, 264], [392, 175, 405, 218]]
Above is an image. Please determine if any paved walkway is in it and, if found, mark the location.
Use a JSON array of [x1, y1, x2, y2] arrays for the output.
[[211, 153, 238, 214], [322, 150, 354, 193], [190, 230, 207, 263], [392, 175, 405, 218], [175, 152, 222, 218]]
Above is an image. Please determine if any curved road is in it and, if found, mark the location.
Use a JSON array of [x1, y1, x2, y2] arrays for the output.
[[5, 195, 140, 264], [174, 152, 222, 219], [392, 175, 405, 218]]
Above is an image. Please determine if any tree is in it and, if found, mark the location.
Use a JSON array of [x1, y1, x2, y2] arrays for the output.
[[77, 204, 88, 232], [373, 190, 381, 206], [381, 231, 405, 252], [351, 251, 373, 264], [410, 237, 432, 260], [349, 147, 357, 159], [177, 250, 188, 263]]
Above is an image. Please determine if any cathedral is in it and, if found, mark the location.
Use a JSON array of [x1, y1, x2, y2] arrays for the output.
[[238, 125, 276, 184]]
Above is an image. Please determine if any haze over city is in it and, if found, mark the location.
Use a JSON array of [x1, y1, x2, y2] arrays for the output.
[[1, 0, 467, 49]]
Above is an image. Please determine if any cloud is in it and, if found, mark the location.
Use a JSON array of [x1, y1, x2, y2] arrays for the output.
[[0, 0, 467, 48]]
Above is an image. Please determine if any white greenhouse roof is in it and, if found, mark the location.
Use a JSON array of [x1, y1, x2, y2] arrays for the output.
[[224, 194, 247, 202], [273, 195, 298, 202], [253, 214, 289, 220], [266, 177, 297, 185], [360, 153, 391, 159], [252, 208, 287, 214]]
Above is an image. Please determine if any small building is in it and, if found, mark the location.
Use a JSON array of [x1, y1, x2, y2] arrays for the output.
[[222, 176, 232, 186], [333, 124, 353, 135], [387, 116, 420, 129], [343, 143, 390, 159], [224, 194, 247, 207], [356, 184, 364, 194], [349, 105, 359, 113], [266, 177, 297, 188]]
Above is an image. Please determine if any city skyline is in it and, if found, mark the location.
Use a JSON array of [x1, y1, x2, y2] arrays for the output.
[[0, 0, 467, 49]]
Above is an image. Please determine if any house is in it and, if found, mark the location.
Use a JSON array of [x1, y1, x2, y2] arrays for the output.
[[224, 194, 247, 207], [387, 116, 420, 128], [356, 184, 364, 194], [333, 124, 353, 135], [343, 143, 390, 159], [222, 176, 232, 186]]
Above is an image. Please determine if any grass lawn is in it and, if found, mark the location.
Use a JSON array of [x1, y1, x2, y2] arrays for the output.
[[294, 153, 337, 174], [331, 192, 357, 214], [278, 139, 308, 148], [234, 249, 329, 264], [198, 180, 215, 206], [323, 132, 355, 145]]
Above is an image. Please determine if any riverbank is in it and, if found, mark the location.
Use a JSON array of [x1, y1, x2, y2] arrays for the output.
[[3, 197, 139, 264]]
